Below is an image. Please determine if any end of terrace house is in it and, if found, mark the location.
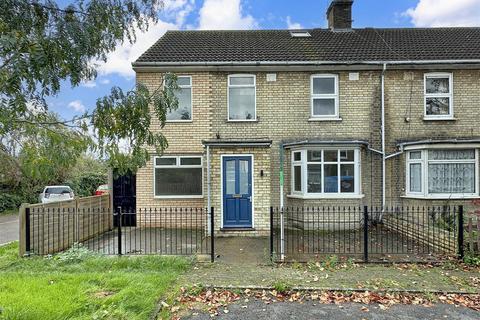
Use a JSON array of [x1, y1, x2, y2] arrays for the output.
[[128, 0, 480, 237]]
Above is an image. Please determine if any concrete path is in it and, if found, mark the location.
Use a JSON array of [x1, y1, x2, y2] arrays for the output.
[[0, 214, 19, 245], [185, 300, 479, 319]]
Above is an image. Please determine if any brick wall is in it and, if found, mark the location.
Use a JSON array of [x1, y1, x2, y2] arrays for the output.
[[135, 69, 480, 234]]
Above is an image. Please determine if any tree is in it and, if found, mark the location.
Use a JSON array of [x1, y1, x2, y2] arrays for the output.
[[0, 0, 179, 179]]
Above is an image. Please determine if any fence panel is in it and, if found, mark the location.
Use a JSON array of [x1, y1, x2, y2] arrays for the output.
[[272, 206, 460, 263], [466, 215, 480, 254], [22, 195, 111, 255]]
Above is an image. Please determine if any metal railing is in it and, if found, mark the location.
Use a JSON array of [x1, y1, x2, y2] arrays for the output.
[[271, 205, 463, 262], [24, 206, 214, 261]]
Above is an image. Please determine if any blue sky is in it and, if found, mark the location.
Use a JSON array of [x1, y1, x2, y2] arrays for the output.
[[52, 0, 480, 121]]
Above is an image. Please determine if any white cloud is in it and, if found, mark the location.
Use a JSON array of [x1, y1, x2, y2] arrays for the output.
[[97, 1, 194, 78], [26, 100, 44, 115], [286, 16, 303, 29], [68, 100, 86, 113], [198, 0, 257, 30], [404, 0, 480, 27], [80, 80, 97, 88], [99, 78, 110, 85], [98, 19, 178, 78]]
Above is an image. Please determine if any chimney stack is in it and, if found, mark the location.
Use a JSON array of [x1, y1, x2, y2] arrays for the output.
[[327, 0, 353, 30]]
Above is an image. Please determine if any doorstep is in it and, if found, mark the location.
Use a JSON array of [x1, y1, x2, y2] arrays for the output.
[[220, 228, 256, 232]]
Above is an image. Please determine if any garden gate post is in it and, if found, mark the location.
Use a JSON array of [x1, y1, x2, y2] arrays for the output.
[[117, 206, 122, 255], [363, 206, 369, 262], [458, 205, 464, 259], [270, 206, 274, 261], [210, 207, 214, 263]]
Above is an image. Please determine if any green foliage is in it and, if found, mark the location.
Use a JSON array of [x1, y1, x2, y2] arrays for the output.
[[0, 152, 107, 212], [64, 156, 108, 197], [54, 243, 100, 264], [0, 193, 23, 212], [463, 254, 480, 267], [272, 281, 291, 293], [92, 79, 178, 174], [0, 243, 190, 320], [0, 0, 179, 180], [0, 0, 161, 115]]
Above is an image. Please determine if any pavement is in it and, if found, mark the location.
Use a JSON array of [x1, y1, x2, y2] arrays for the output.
[[184, 300, 479, 319], [0, 214, 19, 245]]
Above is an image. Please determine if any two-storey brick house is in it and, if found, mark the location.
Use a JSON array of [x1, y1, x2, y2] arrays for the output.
[[132, 0, 480, 236]]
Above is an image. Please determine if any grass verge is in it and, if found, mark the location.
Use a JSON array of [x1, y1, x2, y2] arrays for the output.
[[0, 242, 191, 320], [0, 209, 17, 216]]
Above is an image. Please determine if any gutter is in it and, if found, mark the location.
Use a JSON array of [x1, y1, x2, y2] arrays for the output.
[[132, 59, 480, 67]]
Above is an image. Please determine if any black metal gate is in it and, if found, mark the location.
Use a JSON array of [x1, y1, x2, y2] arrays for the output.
[[113, 170, 136, 227]]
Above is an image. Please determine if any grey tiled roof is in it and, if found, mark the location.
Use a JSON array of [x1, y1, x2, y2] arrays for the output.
[[134, 28, 480, 65]]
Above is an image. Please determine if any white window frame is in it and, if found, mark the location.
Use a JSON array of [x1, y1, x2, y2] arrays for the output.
[[153, 155, 203, 199], [310, 74, 339, 120], [227, 74, 257, 122], [424, 73, 453, 120], [292, 151, 303, 194], [166, 75, 193, 123], [405, 148, 479, 199], [290, 148, 362, 199]]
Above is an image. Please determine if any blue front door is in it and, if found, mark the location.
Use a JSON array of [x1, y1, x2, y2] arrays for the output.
[[223, 156, 253, 228]]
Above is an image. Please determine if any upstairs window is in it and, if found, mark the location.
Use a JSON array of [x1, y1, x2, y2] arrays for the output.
[[311, 74, 339, 119], [167, 76, 192, 121], [228, 74, 256, 121], [406, 149, 477, 198], [424, 73, 453, 119], [154, 156, 203, 198]]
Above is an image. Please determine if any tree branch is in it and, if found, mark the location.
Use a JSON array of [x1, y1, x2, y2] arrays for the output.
[[18, 0, 88, 16]]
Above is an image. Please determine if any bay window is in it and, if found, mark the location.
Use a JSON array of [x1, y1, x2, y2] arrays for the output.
[[154, 155, 203, 198], [291, 148, 360, 198], [406, 149, 478, 198]]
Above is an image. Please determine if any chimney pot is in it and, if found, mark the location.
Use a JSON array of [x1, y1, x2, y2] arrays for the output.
[[327, 0, 354, 30]]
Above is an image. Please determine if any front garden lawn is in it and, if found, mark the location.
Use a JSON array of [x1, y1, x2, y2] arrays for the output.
[[0, 242, 190, 320]]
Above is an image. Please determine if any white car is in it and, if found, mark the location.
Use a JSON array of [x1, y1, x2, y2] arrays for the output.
[[40, 186, 75, 204]]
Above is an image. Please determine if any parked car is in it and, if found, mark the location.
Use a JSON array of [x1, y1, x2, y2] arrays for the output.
[[40, 186, 74, 204], [94, 184, 109, 196]]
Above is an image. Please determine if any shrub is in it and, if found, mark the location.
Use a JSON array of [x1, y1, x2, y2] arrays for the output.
[[65, 172, 107, 197], [0, 192, 23, 212]]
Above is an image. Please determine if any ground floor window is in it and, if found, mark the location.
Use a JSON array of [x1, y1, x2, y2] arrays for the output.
[[291, 148, 360, 197], [154, 155, 203, 198], [406, 148, 478, 198]]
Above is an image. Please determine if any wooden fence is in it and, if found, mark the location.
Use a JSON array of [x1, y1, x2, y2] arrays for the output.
[[19, 195, 112, 256], [465, 214, 480, 254]]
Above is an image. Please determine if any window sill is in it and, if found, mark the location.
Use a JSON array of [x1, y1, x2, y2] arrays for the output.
[[308, 117, 342, 122], [165, 120, 193, 123], [226, 119, 258, 123], [287, 194, 365, 200], [401, 194, 479, 200], [423, 117, 457, 121]]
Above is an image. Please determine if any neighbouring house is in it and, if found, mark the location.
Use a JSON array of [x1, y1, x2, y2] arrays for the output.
[[131, 0, 480, 236]]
